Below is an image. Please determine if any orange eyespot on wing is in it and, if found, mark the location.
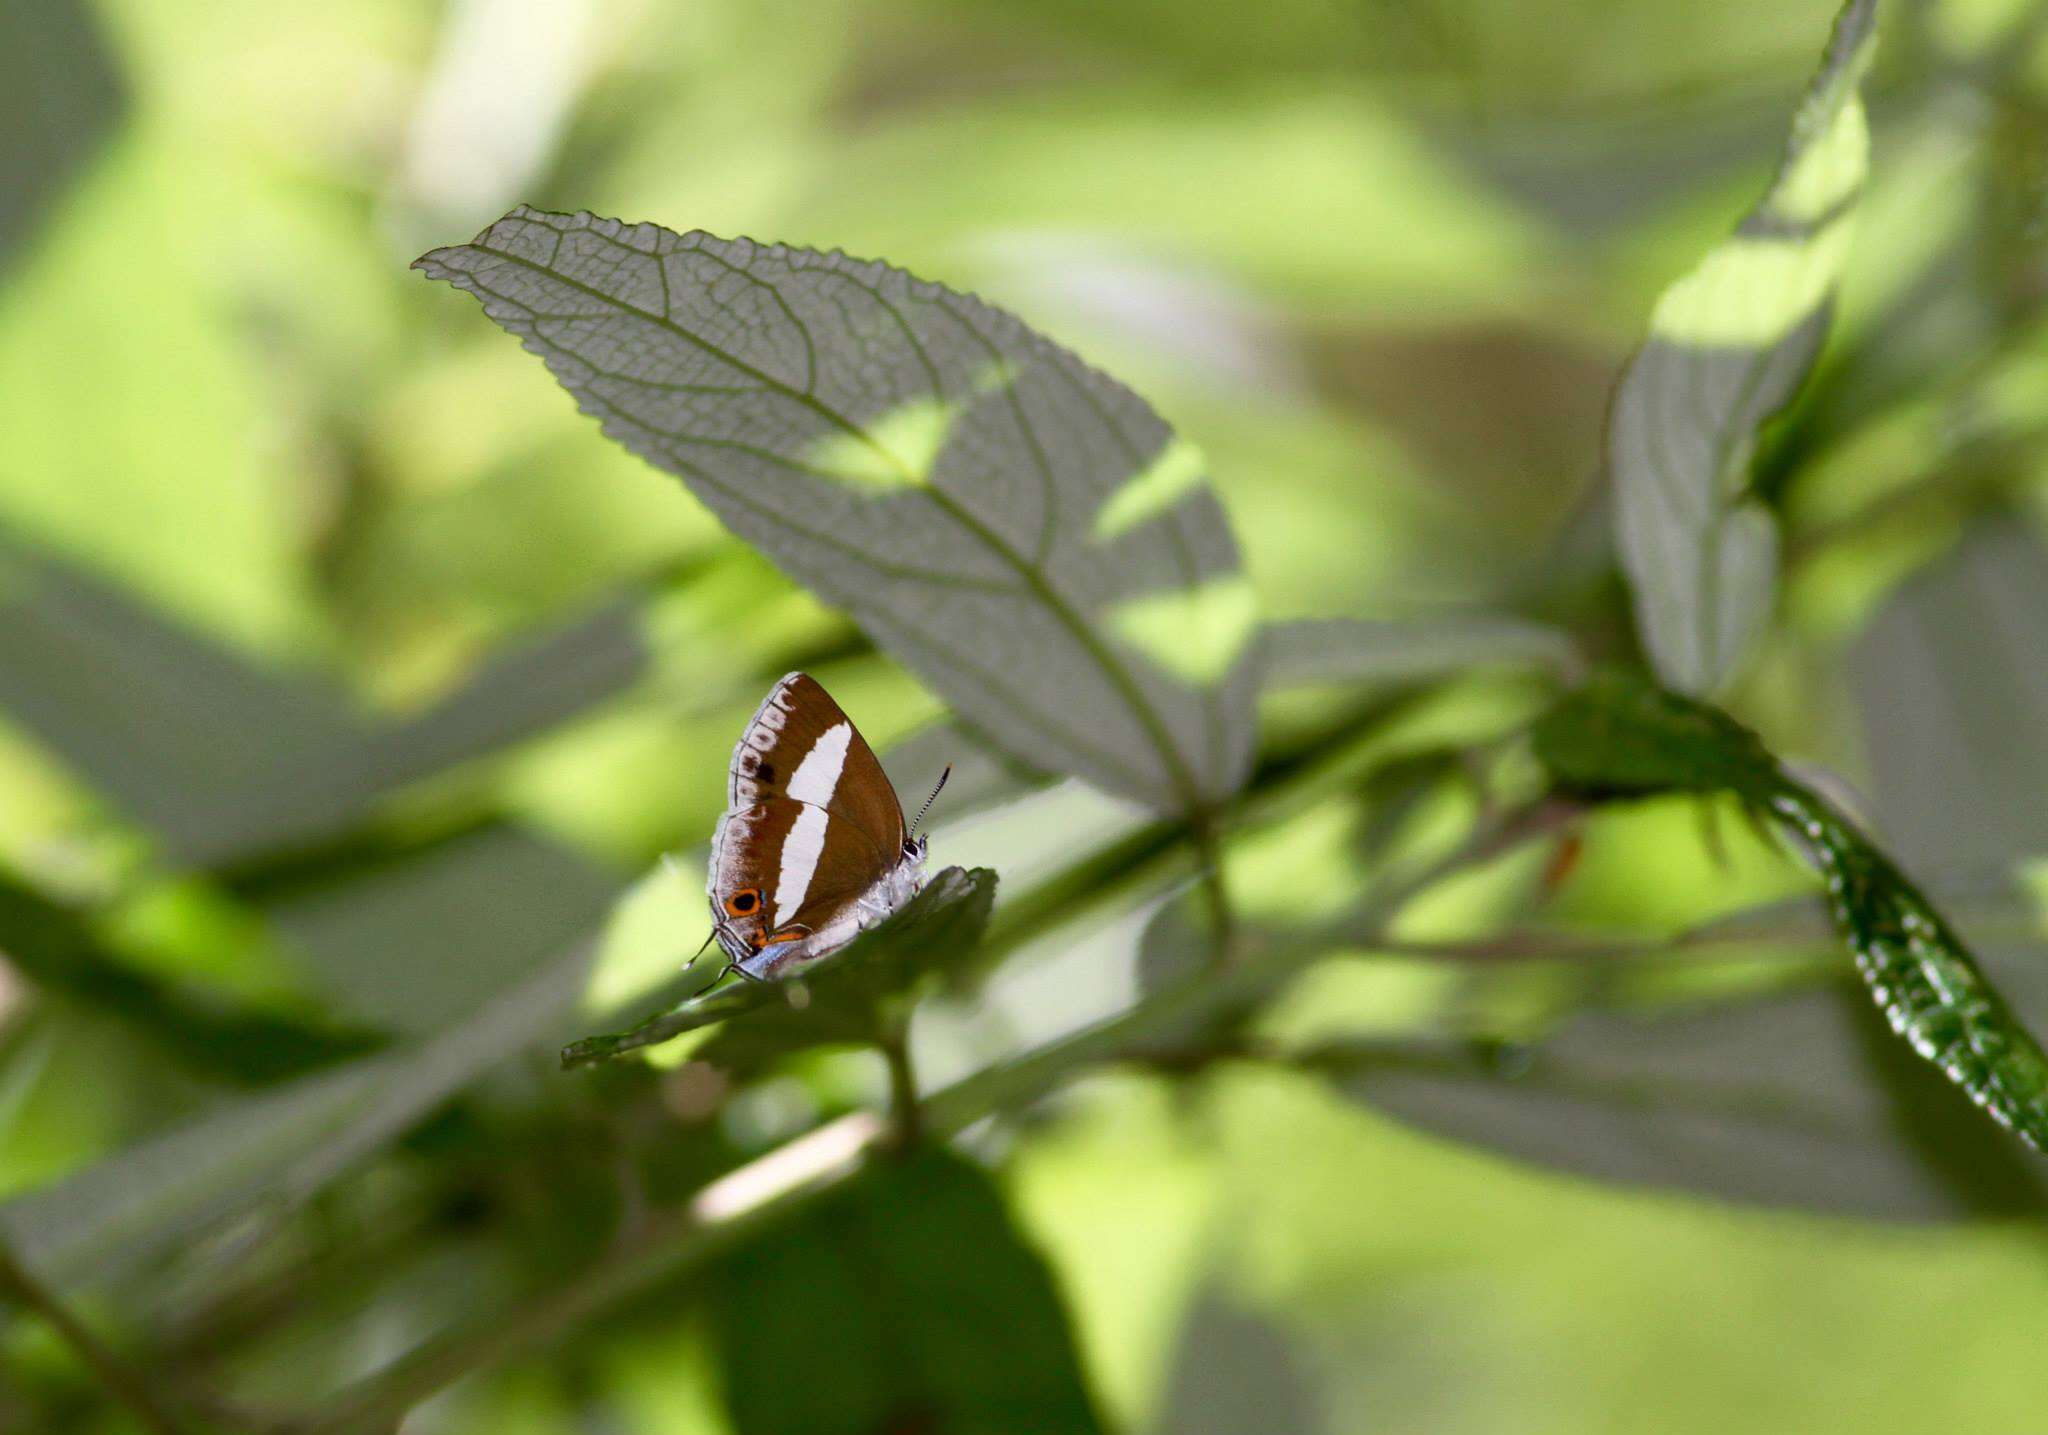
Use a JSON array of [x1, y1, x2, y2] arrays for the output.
[[724, 888, 762, 917]]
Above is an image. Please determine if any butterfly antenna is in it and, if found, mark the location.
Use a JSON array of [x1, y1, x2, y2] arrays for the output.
[[909, 764, 952, 838], [686, 928, 718, 967]]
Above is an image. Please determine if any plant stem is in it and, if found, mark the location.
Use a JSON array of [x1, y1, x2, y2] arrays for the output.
[[1187, 809, 1238, 966], [292, 796, 1575, 1433], [0, 1239, 190, 1435], [879, 1019, 922, 1148]]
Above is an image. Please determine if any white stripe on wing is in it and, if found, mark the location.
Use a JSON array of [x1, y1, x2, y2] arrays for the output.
[[774, 804, 831, 925], [786, 722, 851, 805]]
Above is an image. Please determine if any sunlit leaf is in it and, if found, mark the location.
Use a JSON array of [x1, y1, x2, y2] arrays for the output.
[[1610, 0, 1877, 694], [416, 207, 1260, 815], [708, 1146, 1104, 1434], [1534, 672, 2048, 1152], [560, 866, 996, 1069], [1262, 615, 1579, 692]]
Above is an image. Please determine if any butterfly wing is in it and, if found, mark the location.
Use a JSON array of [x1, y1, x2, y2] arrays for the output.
[[710, 796, 892, 954], [728, 673, 906, 854]]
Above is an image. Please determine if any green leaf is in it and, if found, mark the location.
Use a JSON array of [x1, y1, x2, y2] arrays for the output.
[[1262, 615, 1580, 692], [0, 867, 380, 1085], [1610, 0, 1878, 694], [0, 534, 645, 866], [561, 866, 997, 1070], [0, 934, 597, 1287], [1535, 672, 2048, 1152], [707, 1146, 1104, 1435], [415, 208, 1260, 815], [1339, 959, 2048, 1220], [1851, 521, 2048, 873], [260, 823, 618, 1038], [0, 0, 124, 272]]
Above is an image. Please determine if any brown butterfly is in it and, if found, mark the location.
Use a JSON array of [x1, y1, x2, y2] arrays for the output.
[[706, 673, 946, 981]]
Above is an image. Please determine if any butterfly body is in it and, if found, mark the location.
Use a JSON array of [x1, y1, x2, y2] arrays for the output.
[[708, 673, 928, 980]]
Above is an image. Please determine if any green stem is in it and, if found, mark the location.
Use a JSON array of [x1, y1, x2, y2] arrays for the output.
[[1187, 808, 1238, 967], [294, 797, 1572, 1433], [879, 1020, 922, 1149], [0, 1239, 190, 1435]]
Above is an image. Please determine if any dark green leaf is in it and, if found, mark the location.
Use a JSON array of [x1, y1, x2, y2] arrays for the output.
[[561, 867, 997, 1070], [0, 934, 597, 1287], [1340, 953, 2048, 1220], [0, 867, 379, 1085], [1609, 0, 1877, 694], [1535, 672, 2048, 1152], [1262, 615, 1579, 691], [707, 1146, 1103, 1435], [416, 208, 1259, 815], [0, 0, 124, 271]]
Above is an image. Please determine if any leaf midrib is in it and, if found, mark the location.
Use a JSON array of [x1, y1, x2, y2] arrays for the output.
[[468, 223, 1211, 813]]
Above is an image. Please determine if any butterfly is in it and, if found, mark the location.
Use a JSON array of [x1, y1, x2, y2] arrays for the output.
[[704, 673, 947, 983]]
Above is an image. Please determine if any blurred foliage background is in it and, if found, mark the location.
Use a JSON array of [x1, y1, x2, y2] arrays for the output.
[[7, 0, 2048, 1429]]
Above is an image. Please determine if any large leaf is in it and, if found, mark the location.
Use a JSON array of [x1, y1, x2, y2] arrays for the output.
[[1262, 615, 1579, 692], [0, 934, 597, 1288], [0, 533, 646, 866], [561, 866, 997, 1070], [0, 868, 378, 1085], [1341, 953, 2048, 1221], [1610, 0, 1877, 694], [1851, 520, 2048, 875], [1535, 673, 2048, 1152], [707, 1146, 1104, 1434], [415, 207, 1260, 815]]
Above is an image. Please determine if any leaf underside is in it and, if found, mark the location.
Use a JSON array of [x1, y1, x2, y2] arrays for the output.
[[416, 207, 1260, 815], [1533, 674, 2048, 1154], [1610, 0, 1877, 695]]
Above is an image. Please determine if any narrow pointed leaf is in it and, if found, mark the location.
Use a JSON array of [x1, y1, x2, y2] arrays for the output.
[[1534, 673, 2048, 1152], [1610, 0, 1877, 693], [415, 208, 1259, 813]]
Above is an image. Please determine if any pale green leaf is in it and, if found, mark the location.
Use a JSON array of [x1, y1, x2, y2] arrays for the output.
[[415, 208, 1261, 814], [1610, 0, 1877, 695]]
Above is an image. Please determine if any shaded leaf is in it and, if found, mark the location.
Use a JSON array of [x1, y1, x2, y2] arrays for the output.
[[0, 867, 380, 1085], [1535, 672, 2048, 1151], [261, 823, 619, 1037], [1262, 615, 1579, 692], [1851, 520, 2048, 874], [416, 207, 1260, 814], [561, 867, 997, 1069], [1340, 952, 2048, 1220], [1152, 1286, 1323, 1435], [0, 0, 124, 271], [708, 1145, 1103, 1435], [881, 720, 1051, 829], [0, 935, 597, 1287], [1610, 0, 1877, 694], [0, 534, 645, 866]]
